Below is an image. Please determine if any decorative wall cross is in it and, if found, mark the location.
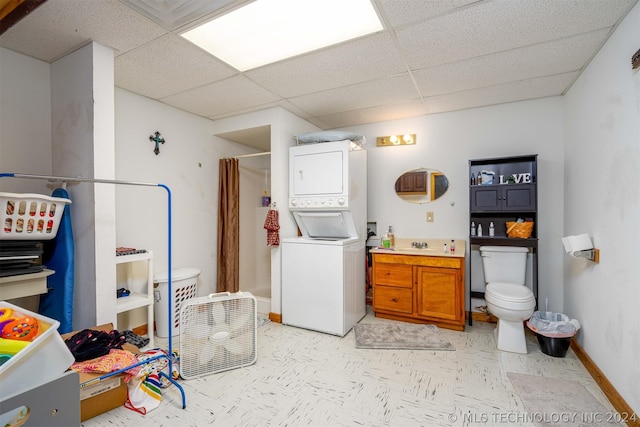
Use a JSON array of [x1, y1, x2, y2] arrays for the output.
[[149, 131, 165, 155]]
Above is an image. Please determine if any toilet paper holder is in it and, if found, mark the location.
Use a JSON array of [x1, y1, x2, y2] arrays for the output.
[[562, 233, 600, 263]]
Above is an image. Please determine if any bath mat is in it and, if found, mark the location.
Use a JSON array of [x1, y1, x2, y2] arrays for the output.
[[353, 323, 453, 350], [507, 373, 620, 426]]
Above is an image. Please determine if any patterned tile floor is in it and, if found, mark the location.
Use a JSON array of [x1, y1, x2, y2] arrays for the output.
[[81, 308, 618, 427]]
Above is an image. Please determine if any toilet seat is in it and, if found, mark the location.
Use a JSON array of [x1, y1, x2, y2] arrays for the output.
[[486, 282, 535, 303]]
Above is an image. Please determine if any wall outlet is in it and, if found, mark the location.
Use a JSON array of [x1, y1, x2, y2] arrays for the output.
[[426, 211, 434, 222]]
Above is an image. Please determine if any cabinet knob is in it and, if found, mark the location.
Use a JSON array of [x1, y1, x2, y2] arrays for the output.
[[391, 298, 398, 302]]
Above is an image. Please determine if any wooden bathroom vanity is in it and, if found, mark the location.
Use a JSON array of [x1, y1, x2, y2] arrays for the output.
[[371, 242, 465, 331]]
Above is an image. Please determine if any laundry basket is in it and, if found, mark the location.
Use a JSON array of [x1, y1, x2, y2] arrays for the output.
[[153, 268, 200, 337], [1, 192, 71, 240]]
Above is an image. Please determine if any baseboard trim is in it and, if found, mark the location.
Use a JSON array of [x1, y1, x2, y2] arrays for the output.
[[269, 312, 282, 323], [132, 324, 148, 336], [570, 339, 639, 426], [469, 311, 498, 323]]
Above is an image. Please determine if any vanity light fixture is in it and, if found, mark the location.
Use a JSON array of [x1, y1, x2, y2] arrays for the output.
[[376, 134, 416, 147]]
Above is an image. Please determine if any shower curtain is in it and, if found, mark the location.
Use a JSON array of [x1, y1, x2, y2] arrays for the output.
[[217, 158, 240, 293]]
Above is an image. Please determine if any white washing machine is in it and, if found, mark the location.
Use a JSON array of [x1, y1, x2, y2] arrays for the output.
[[281, 236, 365, 336]]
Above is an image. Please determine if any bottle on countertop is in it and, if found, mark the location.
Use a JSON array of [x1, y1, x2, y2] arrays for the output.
[[443, 243, 448, 253], [470, 174, 476, 185], [387, 226, 395, 248], [382, 230, 390, 248], [477, 171, 482, 185], [489, 221, 495, 237], [477, 223, 483, 237], [470, 221, 476, 236], [450, 239, 455, 254]]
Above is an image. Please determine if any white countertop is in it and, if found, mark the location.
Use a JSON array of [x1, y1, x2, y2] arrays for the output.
[[369, 238, 465, 258]]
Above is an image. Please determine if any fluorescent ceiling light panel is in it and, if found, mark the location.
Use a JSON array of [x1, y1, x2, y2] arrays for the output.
[[181, 0, 383, 71]]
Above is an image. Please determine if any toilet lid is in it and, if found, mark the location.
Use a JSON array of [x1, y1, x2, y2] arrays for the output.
[[486, 282, 535, 303]]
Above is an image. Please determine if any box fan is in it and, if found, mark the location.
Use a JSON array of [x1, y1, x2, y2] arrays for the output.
[[179, 292, 257, 379]]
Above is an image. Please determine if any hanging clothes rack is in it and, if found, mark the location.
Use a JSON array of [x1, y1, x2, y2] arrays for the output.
[[0, 172, 187, 409]]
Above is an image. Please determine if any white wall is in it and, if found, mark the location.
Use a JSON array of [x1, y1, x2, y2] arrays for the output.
[[114, 88, 261, 297], [50, 42, 116, 329], [341, 97, 566, 313], [564, 2, 640, 414], [238, 155, 271, 296], [0, 47, 52, 195]]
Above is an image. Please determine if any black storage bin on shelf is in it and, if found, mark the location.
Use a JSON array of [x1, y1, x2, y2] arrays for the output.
[[534, 333, 571, 358]]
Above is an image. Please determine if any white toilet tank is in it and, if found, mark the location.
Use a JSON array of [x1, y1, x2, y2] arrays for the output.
[[479, 246, 528, 284]]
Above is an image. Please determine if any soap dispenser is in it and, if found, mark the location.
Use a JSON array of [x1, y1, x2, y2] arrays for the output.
[[382, 230, 390, 248], [387, 226, 395, 248]]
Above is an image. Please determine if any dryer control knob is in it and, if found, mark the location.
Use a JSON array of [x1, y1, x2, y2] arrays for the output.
[[337, 198, 346, 205]]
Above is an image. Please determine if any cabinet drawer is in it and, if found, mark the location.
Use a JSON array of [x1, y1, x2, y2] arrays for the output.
[[374, 286, 413, 314], [373, 263, 413, 288]]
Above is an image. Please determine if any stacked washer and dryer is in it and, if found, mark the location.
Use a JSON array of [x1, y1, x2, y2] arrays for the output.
[[282, 140, 367, 336]]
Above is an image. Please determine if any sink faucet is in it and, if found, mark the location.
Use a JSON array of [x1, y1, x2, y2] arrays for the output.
[[412, 241, 428, 249]]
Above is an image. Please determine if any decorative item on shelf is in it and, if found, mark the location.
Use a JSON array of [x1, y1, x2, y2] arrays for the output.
[[376, 134, 416, 147], [480, 170, 495, 185], [149, 131, 165, 155], [506, 221, 534, 239]]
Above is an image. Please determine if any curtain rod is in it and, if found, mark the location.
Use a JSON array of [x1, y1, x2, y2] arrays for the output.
[[234, 151, 270, 159]]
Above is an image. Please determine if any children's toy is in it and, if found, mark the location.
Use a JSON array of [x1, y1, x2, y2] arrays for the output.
[[1, 308, 39, 341]]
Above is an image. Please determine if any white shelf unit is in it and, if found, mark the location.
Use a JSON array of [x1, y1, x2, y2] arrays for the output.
[[0, 269, 54, 300], [115, 251, 153, 348]]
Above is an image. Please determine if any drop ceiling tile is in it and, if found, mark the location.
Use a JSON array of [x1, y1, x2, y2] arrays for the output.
[[161, 75, 281, 117], [316, 99, 427, 129], [413, 29, 610, 97], [115, 33, 237, 99], [425, 72, 578, 115], [288, 74, 419, 116], [0, 0, 167, 61], [245, 32, 406, 98], [376, 0, 478, 27], [396, 0, 634, 70]]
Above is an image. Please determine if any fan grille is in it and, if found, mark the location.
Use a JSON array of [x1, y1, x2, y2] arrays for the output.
[[179, 293, 257, 379]]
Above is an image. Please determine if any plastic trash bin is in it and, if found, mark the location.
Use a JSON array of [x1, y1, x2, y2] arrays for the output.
[[526, 311, 580, 358]]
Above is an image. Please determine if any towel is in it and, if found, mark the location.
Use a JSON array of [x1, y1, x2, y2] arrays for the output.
[[263, 209, 280, 247]]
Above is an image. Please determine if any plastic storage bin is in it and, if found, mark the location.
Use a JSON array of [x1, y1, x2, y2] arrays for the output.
[[0, 301, 75, 399], [1, 192, 71, 240], [153, 268, 200, 337]]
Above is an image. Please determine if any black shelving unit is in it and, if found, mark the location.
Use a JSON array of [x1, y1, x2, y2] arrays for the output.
[[468, 154, 538, 326]]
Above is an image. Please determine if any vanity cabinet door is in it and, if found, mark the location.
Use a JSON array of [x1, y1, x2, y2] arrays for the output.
[[470, 184, 536, 212], [415, 266, 462, 322]]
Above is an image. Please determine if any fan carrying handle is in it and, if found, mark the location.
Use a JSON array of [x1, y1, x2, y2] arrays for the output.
[[207, 292, 231, 299]]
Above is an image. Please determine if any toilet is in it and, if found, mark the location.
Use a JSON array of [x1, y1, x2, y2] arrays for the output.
[[479, 246, 536, 354]]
